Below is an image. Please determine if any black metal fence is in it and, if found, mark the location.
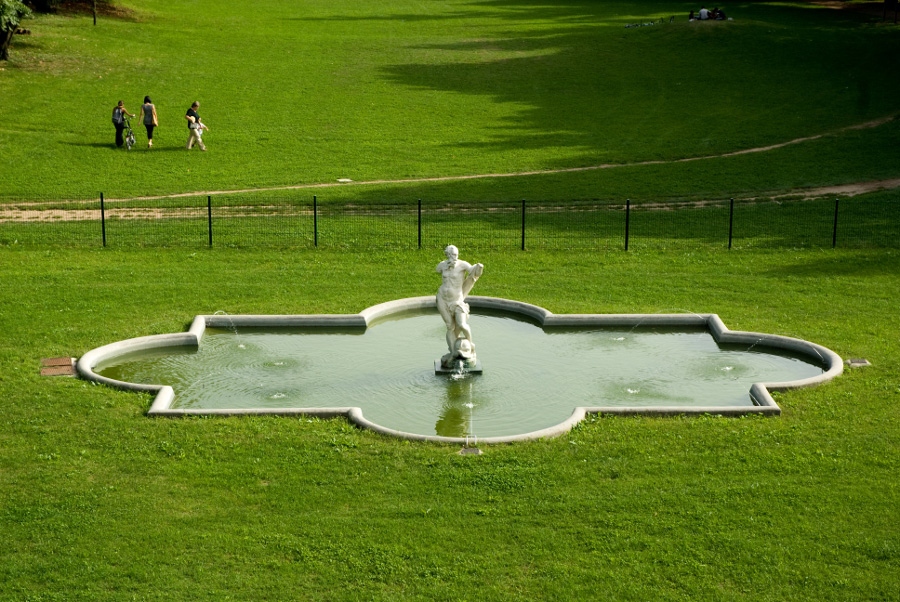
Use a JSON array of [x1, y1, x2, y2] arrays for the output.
[[1, 193, 898, 250]]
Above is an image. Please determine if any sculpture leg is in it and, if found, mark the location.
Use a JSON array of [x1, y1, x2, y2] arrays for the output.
[[446, 326, 457, 353], [437, 298, 456, 353], [455, 308, 473, 347]]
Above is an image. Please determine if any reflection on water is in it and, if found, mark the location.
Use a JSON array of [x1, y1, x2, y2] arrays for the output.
[[436, 372, 478, 438], [97, 309, 824, 438]]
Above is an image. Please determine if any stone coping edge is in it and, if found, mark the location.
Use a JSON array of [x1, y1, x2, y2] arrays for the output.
[[76, 296, 843, 444]]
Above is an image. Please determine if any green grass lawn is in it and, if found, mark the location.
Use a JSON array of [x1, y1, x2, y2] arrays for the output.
[[1, 0, 899, 199], [2, 0, 899, 599], [1, 246, 898, 600]]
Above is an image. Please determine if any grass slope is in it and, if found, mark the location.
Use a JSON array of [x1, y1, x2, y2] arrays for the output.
[[1, 0, 899, 199], [1, 1, 898, 599], [0, 247, 898, 600]]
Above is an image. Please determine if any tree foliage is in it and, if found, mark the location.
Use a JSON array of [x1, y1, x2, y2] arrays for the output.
[[1, 0, 32, 29], [1, 0, 32, 60], [24, 0, 60, 13]]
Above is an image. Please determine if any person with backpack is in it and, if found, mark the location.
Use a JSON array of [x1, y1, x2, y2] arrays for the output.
[[111, 100, 134, 148]]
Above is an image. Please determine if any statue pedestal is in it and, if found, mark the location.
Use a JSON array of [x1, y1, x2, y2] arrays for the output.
[[434, 359, 483, 374]]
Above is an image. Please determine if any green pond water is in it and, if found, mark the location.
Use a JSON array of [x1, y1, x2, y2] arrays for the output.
[[97, 309, 824, 438]]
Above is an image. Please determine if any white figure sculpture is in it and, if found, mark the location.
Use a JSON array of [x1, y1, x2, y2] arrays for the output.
[[436, 245, 484, 368]]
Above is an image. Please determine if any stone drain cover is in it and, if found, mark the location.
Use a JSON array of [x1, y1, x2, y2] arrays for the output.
[[41, 357, 76, 377]]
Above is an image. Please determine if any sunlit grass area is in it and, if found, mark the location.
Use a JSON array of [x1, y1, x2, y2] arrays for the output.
[[1, 0, 898, 199], [1, 246, 899, 600], [2, 0, 899, 599]]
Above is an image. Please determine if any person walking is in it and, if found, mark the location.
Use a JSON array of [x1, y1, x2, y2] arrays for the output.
[[138, 96, 158, 148], [111, 100, 134, 148], [185, 101, 206, 151]]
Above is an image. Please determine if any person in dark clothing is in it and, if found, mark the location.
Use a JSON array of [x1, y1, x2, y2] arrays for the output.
[[139, 96, 159, 148], [111, 100, 134, 148], [185, 101, 206, 151]]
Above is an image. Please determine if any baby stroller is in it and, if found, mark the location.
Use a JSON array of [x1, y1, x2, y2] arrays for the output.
[[123, 117, 136, 150]]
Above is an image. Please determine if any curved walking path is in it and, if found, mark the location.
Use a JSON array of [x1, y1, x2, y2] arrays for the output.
[[2, 115, 898, 218], [116, 114, 899, 203]]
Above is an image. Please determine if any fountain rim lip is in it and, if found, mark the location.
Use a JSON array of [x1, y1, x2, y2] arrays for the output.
[[76, 296, 844, 444]]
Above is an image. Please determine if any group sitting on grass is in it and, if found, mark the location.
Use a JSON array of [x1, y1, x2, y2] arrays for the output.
[[625, 7, 727, 29], [689, 6, 727, 21]]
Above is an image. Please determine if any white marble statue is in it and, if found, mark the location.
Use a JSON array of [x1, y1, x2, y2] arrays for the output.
[[436, 245, 484, 367]]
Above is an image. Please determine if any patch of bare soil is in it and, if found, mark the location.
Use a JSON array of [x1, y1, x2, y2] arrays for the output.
[[770, 178, 900, 199], [810, 1, 897, 18], [54, 1, 137, 20]]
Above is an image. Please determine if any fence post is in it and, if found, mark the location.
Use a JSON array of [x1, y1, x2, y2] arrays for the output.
[[728, 198, 734, 250], [521, 199, 526, 251], [207, 196, 213, 248], [313, 195, 318, 248], [625, 199, 630, 251], [832, 198, 839, 248], [418, 199, 422, 249], [100, 192, 106, 247]]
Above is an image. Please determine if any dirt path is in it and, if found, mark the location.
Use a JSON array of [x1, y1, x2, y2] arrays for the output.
[[767, 178, 900, 199], [2, 115, 898, 220], [110, 114, 900, 203], [4, 175, 898, 223]]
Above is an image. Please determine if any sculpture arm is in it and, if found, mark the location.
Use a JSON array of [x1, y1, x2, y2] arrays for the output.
[[461, 263, 483, 297]]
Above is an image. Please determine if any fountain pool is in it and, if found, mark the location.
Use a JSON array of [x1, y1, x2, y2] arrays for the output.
[[77, 297, 842, 443]]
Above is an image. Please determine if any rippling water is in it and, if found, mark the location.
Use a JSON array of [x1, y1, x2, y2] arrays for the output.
[[97, 310, 823, 438]]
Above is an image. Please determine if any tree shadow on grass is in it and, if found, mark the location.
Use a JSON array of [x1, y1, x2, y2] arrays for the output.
[[761, 249, 900, 278], [367, 0, 896, 166]]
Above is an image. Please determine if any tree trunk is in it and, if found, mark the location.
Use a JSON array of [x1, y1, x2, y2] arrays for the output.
[[1, 28, 14, 61], [92, 0, 97, 25]]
